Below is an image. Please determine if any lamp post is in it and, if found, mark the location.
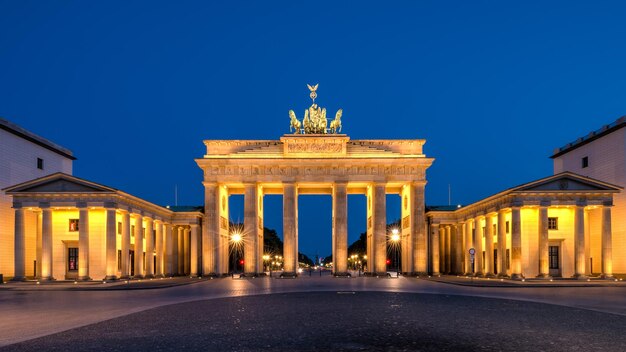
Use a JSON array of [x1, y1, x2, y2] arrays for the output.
[[231, 232, 242, 276], [391, 228, 400, 277], [263, 254, 270, 276]]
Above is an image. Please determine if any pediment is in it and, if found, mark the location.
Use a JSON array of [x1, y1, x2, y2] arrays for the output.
[[4, 173, 117, 194], [513, 173, 621, 193]]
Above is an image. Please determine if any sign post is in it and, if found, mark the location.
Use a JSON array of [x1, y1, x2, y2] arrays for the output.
[[469, 248, 476, 283]]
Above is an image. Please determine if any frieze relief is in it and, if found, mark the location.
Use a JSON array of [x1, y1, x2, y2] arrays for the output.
[[206, 165, 426, 178]]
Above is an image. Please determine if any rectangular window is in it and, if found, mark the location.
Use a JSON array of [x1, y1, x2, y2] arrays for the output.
[[506, 221, 510, 234], [506, 249, 510, 269], [548, 217, 558, 230], [131, 225, 135, 237], [37, 157, 43, 170], [143, 253, 146, 270], [582, 156, 589, 168], [482, 227, 486, 237], [69, 219, 79, 232], [117, 250, 122, 270], [68, 248, 78, 271], [493, 224, 497, 235], [549, 246, 559, 269], [117, 221, 122, 235], [472, 228, 476, 243], [153, 229, 156, 245], [143, 227, 146, 239], [482, 251, 485, 269]]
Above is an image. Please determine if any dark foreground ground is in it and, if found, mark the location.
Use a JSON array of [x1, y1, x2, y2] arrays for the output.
[[3, 291, 626, 351]]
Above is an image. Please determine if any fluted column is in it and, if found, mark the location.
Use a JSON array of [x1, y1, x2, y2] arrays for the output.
[[203, 182, 219, 275], [464, 221, 472, 275], [172, 225, 179, 275], [511, 206, 523, 280], [78, 205, 91, 280], [177, 226, 184, 275], [601, 205, 613, 279], [484, 215, 495, 277], [473, 217, 484, 277], [155, 221, 164, 277], [41, 205, 54, 280], [104, 207, 118, 280], [145, 217, 155, 278], [13, 205, 26, 281], [243, 183, 259, 275], [190, 224, 199, 276], [134, 214, 144, 278], [430, 223, 440, 276], [445, 226, 451, 274], [373, 183, 387, 275], [164, 223, 173, 276], [573, 205, 587, 279], [182, 227, 189, 275], [537, 205, 550, 278], [454, 224, 462, 274], [412, 182, 427, 275], [497, 210, 508, 278], [121, 211, 131, 279], [283, 182, 298, 275], [333, 182, 348, 276]]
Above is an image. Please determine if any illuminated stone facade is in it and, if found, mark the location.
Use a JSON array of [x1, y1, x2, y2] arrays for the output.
[[195, 134, 434, 276]]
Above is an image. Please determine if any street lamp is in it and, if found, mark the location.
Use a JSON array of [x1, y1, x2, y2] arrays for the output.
[[231, 232, 242, 275], [390, 228, 400, 277]]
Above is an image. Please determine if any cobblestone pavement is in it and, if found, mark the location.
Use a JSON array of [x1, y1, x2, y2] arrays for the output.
[[3, 291, 626, 351], [2, 275, 626, 348]]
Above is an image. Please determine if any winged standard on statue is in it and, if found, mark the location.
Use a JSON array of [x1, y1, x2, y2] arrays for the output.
[[288, 84, 343, 134]]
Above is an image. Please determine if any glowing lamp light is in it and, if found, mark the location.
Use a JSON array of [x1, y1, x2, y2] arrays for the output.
[[232, 233, 242, 243]]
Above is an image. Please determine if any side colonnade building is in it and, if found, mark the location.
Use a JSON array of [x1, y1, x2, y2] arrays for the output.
[[426, 172, 621, 279], [3, 173, 202, 281]]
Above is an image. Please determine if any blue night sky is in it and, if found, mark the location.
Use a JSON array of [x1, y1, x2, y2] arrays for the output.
[[2, 1, 626, 259]]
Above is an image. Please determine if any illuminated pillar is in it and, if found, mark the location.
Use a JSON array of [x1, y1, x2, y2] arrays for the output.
[[412, 182, 427, 275], [454, 224, 462, 274], [333, 182, 348, 276], [283, 182, 298, 276], [172, 225, 178, 275], [573, 205, 587, 279], [121, 211, 131, 279], [155, 221, 164, 277], [134, 214, 144, 278], [145, 217, 154, 278], [13, 205, 26, 281], [484, 215, 495, 277], [104, 206, 118, 280], [445, 226, 451, 274], [439, 227, 445, 273], [464, 220, 472, 275], [41, 205, 54, 280], [243, 183, 259, 275], [177, 226, 184, 275], [430, 223, 440, 276], [190, 224, 199, 276], [474, 216, 484, 277], [183, 227, 190, 275], [537, 205, 550, 279], [497, 210, 508, 278], [510, 206, 523, 280], [373, 183, 387, 275], [78, 204, 90, 280], [164, 223, 173, 276], [601, 205, 613, 279], [203, 182, 218, 275]]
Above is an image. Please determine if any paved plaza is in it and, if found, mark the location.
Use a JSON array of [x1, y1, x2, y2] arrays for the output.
[[2, 276, 626, 350]]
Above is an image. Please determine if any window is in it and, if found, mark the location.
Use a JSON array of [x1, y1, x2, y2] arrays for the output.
[[37, 157, 44, 170], [548, 217, 558, 230], [131, 225, 135, 237], [472, 228, 476, 243], [482, 251, 485, 269], [69, 219, 79, 232], [68, 248, 78, 271], [143, 227, 146, 239], [506, 249, 510, 269], [482, 227, 486, 237], [117, 250, 122, 270], [506, 221, 510, 234], [493, 224, 497, 235], [117, 222, 122, 235], [582, 156, 589, 168], [153, 229, 156, 245]]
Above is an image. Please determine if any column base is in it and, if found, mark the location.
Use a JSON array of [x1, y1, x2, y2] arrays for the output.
[[431, 272, 441, 277], [103, 275, 118, 281], [496, 273, 510, 279], [600, 274, 615, 280], [78, 276, 92, 281], [132, 275, 145, 279], [279, 272, 298, 278], [11, 276, 26, 282], [572, 273, 589, 280], [333, 272, 351, 277], [473, 272, 484, 278], [535, 273, 552, 280], [39, 276, 55, 281], [484, 272, 496, 278], [155, 274, 165, 278], [144, 274, 156, 279], [510, 273, 524, 280]]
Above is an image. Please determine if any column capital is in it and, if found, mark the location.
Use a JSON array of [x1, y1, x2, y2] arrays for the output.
[[76, 202, 88, 209], [190, 223, 199, 229], [39, 202, 51, 209], [103, 201, 117, 209], [12, 202, 23, 209]]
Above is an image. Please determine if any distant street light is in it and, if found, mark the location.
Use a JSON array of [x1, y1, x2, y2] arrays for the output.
[[390, 228, 400, 277], [231, 231, 243, 275]]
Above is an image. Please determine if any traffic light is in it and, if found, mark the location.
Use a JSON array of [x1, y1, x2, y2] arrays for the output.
[[386, 259, 391, 265], [239, 259, 245, 265]]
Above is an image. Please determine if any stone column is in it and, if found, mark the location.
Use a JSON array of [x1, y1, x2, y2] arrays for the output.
[[243, 183, 259, 275], [78, 205, 90, 280], [183, 227, 190, 275], [601, 205, 613, 279], [13, 205, 26, 281], [333, 182, 348, 276], [155, 221, 164, 277], [203, 182, 219, 276], [190, 224, 199, 276], [121, 211, 131, 279], [172, 226, 178, 275], [41, 205, 54, 280], [497, 210, 508, 278], [283, 182, 298, 276], [537, 205, 550, 278], [445, 226, 451, 274], [464, 221, 472, 275], [573, 205, 587, 279], [177, 226, 184, 275], [439, 228, 445, 274], [164, 223, 173, 276], [511, 206, 523, 280], [430, 223, 440, 276], [484, 215, 495, 277], [412, 182, 427, 275], [454, 224, 462, 274], [104, 206, 118, 280], [134, 214, 144, 278], [373, 183, 387, 275], [474, 217, 484, 277], [145, 217, 154, 278]]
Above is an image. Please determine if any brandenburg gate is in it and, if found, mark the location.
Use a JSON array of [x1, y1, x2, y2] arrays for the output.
[[195, 85, 434, 277]]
